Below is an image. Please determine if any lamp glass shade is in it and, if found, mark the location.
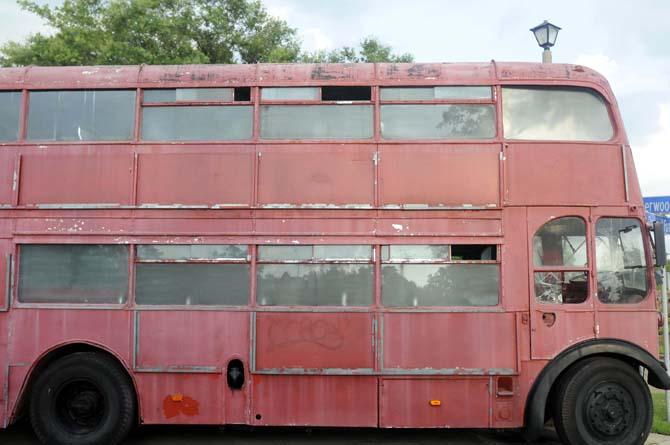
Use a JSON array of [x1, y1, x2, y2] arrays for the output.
[[531, 21, 561, 49]]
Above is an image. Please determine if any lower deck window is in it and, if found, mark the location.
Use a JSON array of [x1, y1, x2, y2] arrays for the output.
[[256, 245, 373, 306], [381, 244, 499, 307], [135, 244, 249, 305], [18, 245, 129, 304]]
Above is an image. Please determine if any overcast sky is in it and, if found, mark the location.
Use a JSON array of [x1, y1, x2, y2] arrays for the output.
[[1, 0, 669, 198]]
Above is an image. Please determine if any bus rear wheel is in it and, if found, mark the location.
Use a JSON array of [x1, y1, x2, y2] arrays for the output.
[[553, 357, 652, 445], [29, 352, 136, 445]]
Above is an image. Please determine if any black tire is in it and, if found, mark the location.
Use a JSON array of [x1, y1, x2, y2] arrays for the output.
[[29, 352, 136, 445], [553, 357, 652, 445]]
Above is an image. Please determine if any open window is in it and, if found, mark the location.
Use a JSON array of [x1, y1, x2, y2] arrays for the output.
[[533, 217, 589, 304]]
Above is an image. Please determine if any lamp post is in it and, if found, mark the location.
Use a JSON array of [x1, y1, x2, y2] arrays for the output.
[[530, 20, 561, 63]]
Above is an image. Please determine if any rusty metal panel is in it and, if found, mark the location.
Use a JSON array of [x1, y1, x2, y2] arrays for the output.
[[19, 153, 134, 206], [25, 66, 140, 89], [132, 218, 253, 235], [376, 217, 501, 237], [254, 312, 373, 372], [0, 151, 15, 205], [377, 63, 493, 84], [135, 311, 248, 370], [379, 145, 499, 208], [140, 64, 257, 88], [0, 68, 25, 90], [135, 373, 222, 424], [501, 208, 529, 311], [7, 365, 28, 423], [258, 145, 375, 207], [258, 64, 375, 85], [382, 313, 516, 372], [137, 151, 253, 207], [380, 378, 489, 427], [252, 375, 377, 426], [496, 62, 613, 92], [530, 310, 595, 359], [8, 309, 132, 364], [597, 311, 658, 355], [15, 217, 130, 235], [506, 143, 625, 205], [254, 218, 375, 235]]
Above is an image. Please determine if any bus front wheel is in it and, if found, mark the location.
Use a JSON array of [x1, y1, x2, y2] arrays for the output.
[[553, 357, 652, 445], [29, 351, 136, 445]]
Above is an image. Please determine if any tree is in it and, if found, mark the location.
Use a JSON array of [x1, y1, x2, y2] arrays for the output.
[[0, 0, 301, 66], [301, 36, 414, 63], [0, 1, 414, 67]]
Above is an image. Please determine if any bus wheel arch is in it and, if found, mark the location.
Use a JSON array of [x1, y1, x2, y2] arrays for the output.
[[10, 341, 141, 427], [524, 339, 670, 441]]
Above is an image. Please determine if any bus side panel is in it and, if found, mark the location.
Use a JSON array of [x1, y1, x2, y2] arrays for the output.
[[251, 375, 377, 427], [380, 378, 489, 428], [135, 373, 222, 425], [0, 241, 9, 427], [597, 311, 659, 355], [0, 151, 15, 205]]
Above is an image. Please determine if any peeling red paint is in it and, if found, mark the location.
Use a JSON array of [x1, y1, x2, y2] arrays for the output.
[[163, 394, 200, 419]]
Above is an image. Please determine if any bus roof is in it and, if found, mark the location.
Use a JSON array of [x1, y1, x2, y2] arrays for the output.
[[0, 62, 612, 94]]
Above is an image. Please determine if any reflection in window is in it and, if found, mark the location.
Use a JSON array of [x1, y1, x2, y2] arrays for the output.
[[28, 90, 136, 141], [533, 217, 589, 304], [260, 105, 373, 139], [256, 245, 373, 306], [137, 244, 247, 261], [136, 264, 248, 305], [502, 86, 613, 141], [141, 106, 252, 141], [596, 218, 648, 304], [144, 88, 234, 102], [382, 264, 499, 307], [381, 104, 495, 139], [19, 245, 129, 303], [257, 264, 373, 306], [381, 245, 450, 261], [0, 91, 21, 141]]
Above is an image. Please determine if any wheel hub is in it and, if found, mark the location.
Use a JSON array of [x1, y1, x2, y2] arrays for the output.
[[586, 383, 634, 437], [55, 380, 105, 434]]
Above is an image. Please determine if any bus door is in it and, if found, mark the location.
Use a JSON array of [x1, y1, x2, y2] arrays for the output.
[[527, 208, 596, 359]]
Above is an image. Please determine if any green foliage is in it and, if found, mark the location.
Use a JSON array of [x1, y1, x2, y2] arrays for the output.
[[1, 1, 414, 67], [1, 0, 301, 66], [652, 391, 670, 435], [301, 36, 414, 63]]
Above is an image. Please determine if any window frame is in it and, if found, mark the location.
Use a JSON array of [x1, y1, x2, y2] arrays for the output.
[[532, 216, 591, 305], [134, 244, 251, 307], [0, 90, 23, 142], [593, 216, 651, 305], [380, 243, 501, 308]]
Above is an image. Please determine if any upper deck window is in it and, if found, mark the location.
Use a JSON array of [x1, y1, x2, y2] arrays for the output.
[[0, 91, 21, 141], [380, 104, 495, 140], [260, 105, 373, 140], [144, 87, 250, 103], [380, 86, 491, 101], [502, 86, 614, 141], [27, 90, 135, 141]]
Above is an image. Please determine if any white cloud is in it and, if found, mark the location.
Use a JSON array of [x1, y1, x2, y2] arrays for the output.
[[632, 103, 670, 196], [300, 27, 334, 52]]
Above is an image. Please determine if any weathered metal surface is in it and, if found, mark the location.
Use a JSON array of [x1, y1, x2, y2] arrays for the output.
[[382, 313, 517, 372], [380, 378, 489, 427], [19, 152, 134, 206], [505, 143, 626, 206], [0, 152, 14, 205], [135, 311, 248, 371], [137, 151, 254, 207], [254, 312, 374, 371], [378, 144, 500, 208], [257, 145, 375, 207], [251, 375, 377, 426]]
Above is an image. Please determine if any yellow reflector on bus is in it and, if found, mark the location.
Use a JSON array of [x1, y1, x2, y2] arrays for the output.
[[429, 400, 441, 407]]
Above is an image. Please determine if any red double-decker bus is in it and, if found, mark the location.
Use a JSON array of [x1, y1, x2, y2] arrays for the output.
[[0, 62, 667, 445]]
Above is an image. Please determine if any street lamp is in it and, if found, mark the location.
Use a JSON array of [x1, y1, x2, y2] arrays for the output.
[[530, 20, 561, 63]]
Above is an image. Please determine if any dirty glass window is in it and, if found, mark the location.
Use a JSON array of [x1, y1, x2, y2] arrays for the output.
[[261, 87, 319, 100], [502, 86, 614, 141], [260, 105, 373, 139], [18, 245, 129, 304], [381, 244, 499, 307], [0, 91, 21, 141], [144, 88, 234, 103], [596, 218, 648, 304], [533, 217, 589, 304], [381, 104, 495, 139], [135, 244, 249, 305], [27, 90, 135, 141], [257, 245, 373, 306], [141, 106, 252, 141], [380, 86, 491, 101]]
